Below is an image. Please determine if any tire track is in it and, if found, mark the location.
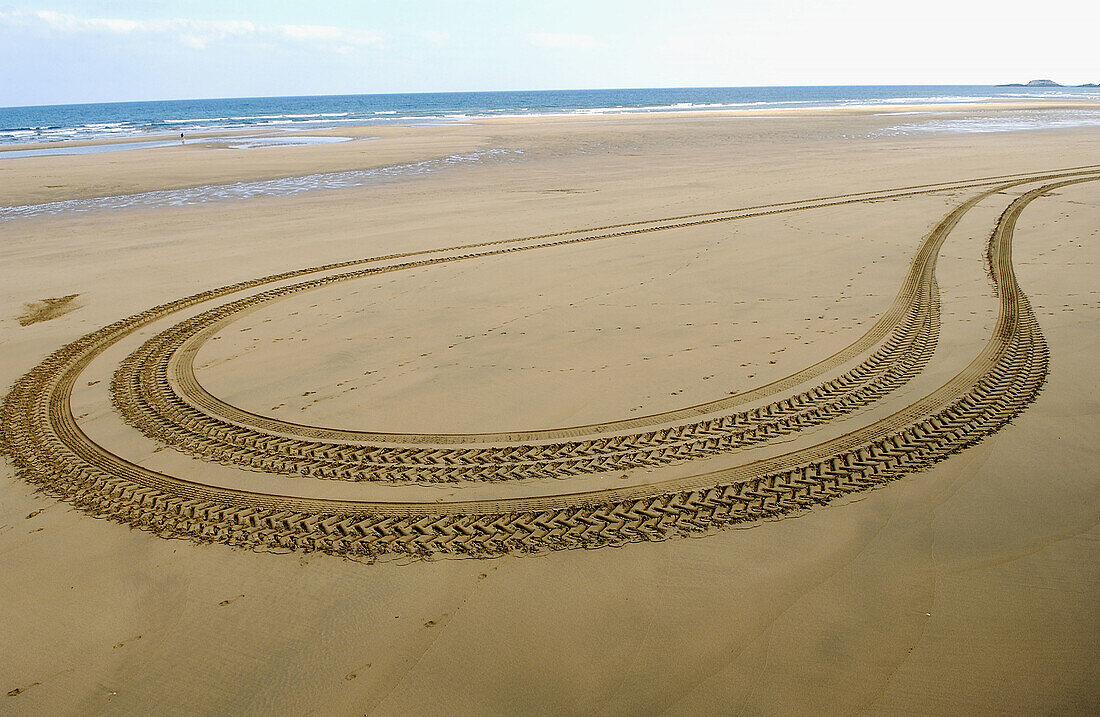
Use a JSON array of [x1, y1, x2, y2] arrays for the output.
[[110, 174, 1053, 482], [118, 282, 938, 482], [0, 172, 1091, 558], [127, 168, 1100, 444]]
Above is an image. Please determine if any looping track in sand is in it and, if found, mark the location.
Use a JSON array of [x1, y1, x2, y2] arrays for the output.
[[1, 168, 1095, 558]]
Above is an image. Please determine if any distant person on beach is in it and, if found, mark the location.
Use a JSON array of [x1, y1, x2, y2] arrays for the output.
[[180, 132, 185, 144]]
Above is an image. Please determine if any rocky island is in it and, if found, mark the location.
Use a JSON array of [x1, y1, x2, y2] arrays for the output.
[[998, 79, 1100, 87]]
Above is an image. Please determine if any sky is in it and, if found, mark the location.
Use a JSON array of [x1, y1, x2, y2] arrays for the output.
[[0, 0, 1097, 107]]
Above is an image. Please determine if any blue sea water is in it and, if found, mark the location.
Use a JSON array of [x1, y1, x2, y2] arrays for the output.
[[4, 85, 1099, 221], [2, 85, 1099, 145]]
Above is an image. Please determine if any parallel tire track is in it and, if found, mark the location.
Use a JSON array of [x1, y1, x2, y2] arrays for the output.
[[0, 172, 1089, 558], [118, 301, 936, 483], [112, 210, 944, 482], [108, 171, 1075, 483], [108, 174, 1068, 483]]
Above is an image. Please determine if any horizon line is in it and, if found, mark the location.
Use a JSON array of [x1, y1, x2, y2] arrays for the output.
[[4, 81, 1098, 111]]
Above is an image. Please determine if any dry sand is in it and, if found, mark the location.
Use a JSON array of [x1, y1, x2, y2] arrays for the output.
[[1, 103, 1098, 714]]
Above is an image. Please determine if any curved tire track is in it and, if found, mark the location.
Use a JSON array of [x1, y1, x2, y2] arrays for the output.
[[0, 172, 1090, 558], [109, 173, 1074, 482]]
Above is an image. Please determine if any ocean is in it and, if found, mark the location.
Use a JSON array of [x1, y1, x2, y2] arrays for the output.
[[4, 85, 1099, 221], [3, 85, 1100, 146]]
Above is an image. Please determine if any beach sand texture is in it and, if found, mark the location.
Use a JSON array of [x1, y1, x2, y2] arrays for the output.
[[1, 107, 1098, 714]]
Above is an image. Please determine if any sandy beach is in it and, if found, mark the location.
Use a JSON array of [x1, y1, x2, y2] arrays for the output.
[[1, 102, 1098, 714]]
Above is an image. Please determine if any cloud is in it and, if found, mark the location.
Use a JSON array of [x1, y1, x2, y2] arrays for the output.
[[0, 9, 381, 53], [275, 23, 382, 54], [417, 29, 450, 46], [528, 32, 607, 50]]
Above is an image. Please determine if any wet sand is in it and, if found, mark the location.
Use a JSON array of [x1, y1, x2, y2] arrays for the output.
[[1, 104, 1098, 714]]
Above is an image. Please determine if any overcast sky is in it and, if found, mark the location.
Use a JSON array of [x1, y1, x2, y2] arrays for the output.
[[1, 0, 1097, 107]]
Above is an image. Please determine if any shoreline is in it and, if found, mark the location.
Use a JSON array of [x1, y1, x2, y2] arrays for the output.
[[3, 102, 1100, 210], [3, 98, 1100, 154], [0, 95, 1097, 714]]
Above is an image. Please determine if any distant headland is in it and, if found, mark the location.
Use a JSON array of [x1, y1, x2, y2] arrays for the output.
[[997, 79, 1100, 87]]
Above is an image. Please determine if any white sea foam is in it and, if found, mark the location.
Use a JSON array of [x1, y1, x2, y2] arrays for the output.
[[163, 116, 231, 124], [6, 89, 1096, 149], [0, 148, 523, 221], [227, 112, 350, 121]]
